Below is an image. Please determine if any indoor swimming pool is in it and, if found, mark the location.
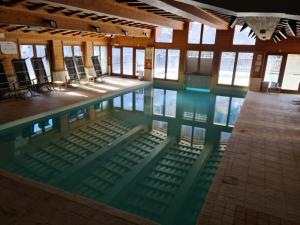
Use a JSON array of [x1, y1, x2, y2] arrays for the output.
[[0, 86, 246, 225]]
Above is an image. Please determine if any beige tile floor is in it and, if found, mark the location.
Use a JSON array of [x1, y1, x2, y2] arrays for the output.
[[0, 77, 151, 127], [198, 92, 300, 225]]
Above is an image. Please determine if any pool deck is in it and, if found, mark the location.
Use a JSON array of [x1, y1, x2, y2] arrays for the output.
[[0, 77, 151, 130], [198, 91, 300, 225]]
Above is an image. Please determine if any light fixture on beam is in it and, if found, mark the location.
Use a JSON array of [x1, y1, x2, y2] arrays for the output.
[[26, 25, 40, 31], [229, 16, 238, 29], [278, 29, 287, 39], [92, 26, 101, 33], [272, 36, 278, 43], [122, 29, 128, 37], [240, 23, 248, 32], [143, 32, 148, 37], [45, 20, 57, 29], [287, 20, 297, 36]]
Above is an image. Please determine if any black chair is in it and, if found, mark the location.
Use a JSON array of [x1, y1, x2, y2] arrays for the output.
[[64, 57, 80, 84], [11, 58, 36, 96], [74, 56, 88, 80], [0, 59, 16, 98], [91, 56, 104, 82], [30, 57, 52, 91]]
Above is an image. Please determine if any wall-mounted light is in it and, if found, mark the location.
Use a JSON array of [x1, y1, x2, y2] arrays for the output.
[[143, 32, 148, 37], [92, 26, 101, 33], [45, 20, 57, 28], [122, 29, 128, 37]]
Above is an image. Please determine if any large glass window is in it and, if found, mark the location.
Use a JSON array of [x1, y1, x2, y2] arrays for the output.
[[188, 22, 216, 45], [186, 51, 199, 73], [218, 52, 236, 85], [113, 96, 121, 108], [282, 54, 300, 90], [154, 49, 167, 79], [36, 45, 51, 79], [94, 45, 108, 74], [166, 49, 180, 80], [202, 25, 216, 44], [123, 47, 133, 75], [74, 46, 82, 56], [135, 89, 144, 112], [264, 55, 283, 83], [188, 22, 202, 44], [218, 52, 253, 86], [199, 51, 214, 75], [180, 125, 205, 148], [19, 45, 35, 81], [186, 50, 214, 75], [155, 27, 173, 43], [63, 45, 82, 57], [154, 49, 180, 80], [112, 47, 121, 74], [123, 92, 133, 111], [233, 25, 256, 45], [234, 53, 254, 86], [136, 49, 145, 77]]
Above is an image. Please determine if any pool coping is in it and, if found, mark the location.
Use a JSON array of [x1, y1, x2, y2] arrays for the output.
[[0, 81, 152, 131]]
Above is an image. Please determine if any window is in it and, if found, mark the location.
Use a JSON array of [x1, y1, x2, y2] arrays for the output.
[[233, 25, 256, 45], [166, 50, 180, 80], [153, 89, 177, 118], [202, 25, 217, 44], [63, 45, 82, 57], [155, 27, 173, 43], [188, 22, 202, 44], [218, 52, 253, 86], [20, 44, 51, 82], [136, 49, 145, 77], [123, 47, 133, 75], [153, 88, 164, 116], [186, 51, 214, 75], [282, 54, 300, 90], [213, 96, 244, 127], [93, 45, 108, 74], [154, 49, 180, 80], [19, 45, 35, 81], [32, 118, 53, 136], [112, 47, 121, 74], [95, 100, 108, 112], [263, 55, 283, 83], [154, 49, 166, 79], [69, 108, 88, 123], [218, 52, 236, 85], [188, 22, 216, 45], [234, 53, 254, 86], [113, 96, 121, 108]]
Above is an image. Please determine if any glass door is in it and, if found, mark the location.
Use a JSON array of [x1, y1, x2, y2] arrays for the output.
[[281, 54, 300, 91], [135, 49, 145, 77], [263, 55, 283, 83]]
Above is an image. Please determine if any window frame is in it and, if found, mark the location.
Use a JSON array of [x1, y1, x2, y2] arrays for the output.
[[93, 44, 108, 75], [155, 27, 174, 43], [217, 51, 254, 87], [232, 25, 256, 46], [154, 48, 180, 81], [63, 45, 83, 57], [111, 46, 146, 78], [185, 50, 215, 75], [187, 22, 217, 45]]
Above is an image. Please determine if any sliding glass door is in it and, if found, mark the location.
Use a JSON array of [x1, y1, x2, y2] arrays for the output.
[[263, 55, 283, 83], [282, 54, 300, 91]]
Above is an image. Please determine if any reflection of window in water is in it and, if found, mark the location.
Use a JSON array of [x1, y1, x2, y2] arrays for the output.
[[123, 92, 133, 111], [95, 100, 108, 112], [180, 125, 205, 149], [33, 118, 53, 136], [153, 89, 164, 116], [69, 108, 88, 123], [165, 90, 177, 118], [182, 97, 208, 123], [220, 131, 231, 151], [152, 120, 168, 135], [135, 89, 144, 112], [113, 96, 121, 108], [214, 96, 230, 126], [228, 98, 244, 126]]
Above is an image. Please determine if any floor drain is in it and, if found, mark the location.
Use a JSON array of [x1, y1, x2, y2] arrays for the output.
[[222, 176, 239, 185]]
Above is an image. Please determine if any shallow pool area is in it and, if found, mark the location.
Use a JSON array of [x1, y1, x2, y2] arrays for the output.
[[0, 86, 245, 225]]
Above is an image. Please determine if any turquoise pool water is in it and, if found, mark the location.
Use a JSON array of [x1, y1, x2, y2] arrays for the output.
[[0, 86, 245, 225]]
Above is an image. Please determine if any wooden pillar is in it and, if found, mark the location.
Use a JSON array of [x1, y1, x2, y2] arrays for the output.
[[50, 40, 66, 81], [83, 41, 94, 76]]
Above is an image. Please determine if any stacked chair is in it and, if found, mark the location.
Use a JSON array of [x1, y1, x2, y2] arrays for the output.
[[11, 58, 37, 97], [0, 59, 16, 99], [30, 57, 53, 91], [91, 56, 105, 82]]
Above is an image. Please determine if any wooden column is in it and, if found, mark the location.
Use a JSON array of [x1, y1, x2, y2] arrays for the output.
[[83, 41, 93, 68], [50, 40, 66, 81]]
